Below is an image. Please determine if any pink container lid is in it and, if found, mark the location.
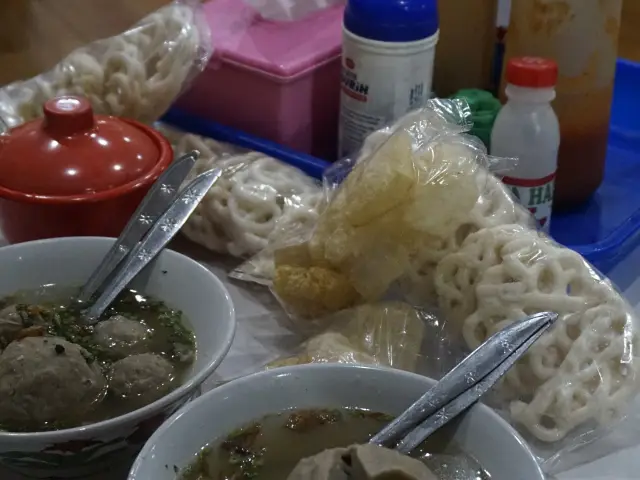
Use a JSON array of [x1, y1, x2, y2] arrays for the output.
[[203, 0, 343, 81]]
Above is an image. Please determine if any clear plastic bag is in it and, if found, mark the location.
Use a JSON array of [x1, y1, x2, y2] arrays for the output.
[[157, 124, 324, 258], [0, 0, 211, 128], [264, 301, 430, 372], [268, 99, 521, 320], [231, 100, 530, 289], [398, 167, 535, 306], [243, 97, 640, 471], [431, 222, 640, 469]]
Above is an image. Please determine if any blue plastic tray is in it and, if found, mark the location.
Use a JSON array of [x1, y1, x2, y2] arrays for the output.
[[551, 59, 640, 274], [162, 58, 640, 274], [161, 109, 330, 180]]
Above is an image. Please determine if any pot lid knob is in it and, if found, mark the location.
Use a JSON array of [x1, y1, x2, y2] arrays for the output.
[[43, 97, 95, 137]]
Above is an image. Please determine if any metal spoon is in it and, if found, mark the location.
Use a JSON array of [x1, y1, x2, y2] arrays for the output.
[[371, 311, 558, 453], [82, 167, 222, 324], [77, 150, 200, 304]]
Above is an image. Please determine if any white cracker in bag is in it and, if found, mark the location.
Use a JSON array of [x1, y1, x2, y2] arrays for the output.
[[435, 224, 640, 443]]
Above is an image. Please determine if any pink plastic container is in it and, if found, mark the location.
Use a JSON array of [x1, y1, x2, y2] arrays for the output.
[[176, 0, 344, 160]]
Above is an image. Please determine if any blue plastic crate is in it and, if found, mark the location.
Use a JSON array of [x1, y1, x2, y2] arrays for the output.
[[160, 109, 330, 180], [162, 58, 640, 274]]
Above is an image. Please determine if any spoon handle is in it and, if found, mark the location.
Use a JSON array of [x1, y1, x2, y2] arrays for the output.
[[82, 168, 222, 324], [77, 151, 200, 304], [0, 115, 8, 134], [395, 315, 555, 453], [370, 311, 558, 447]]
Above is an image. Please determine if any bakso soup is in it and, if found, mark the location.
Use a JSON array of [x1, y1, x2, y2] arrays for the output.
[[179, 408, 490, 480], [0, 287, 196, 432]]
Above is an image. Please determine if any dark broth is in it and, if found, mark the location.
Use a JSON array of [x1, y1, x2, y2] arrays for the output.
[[0, 286, 196, 431], [180, 408, 490, 480]]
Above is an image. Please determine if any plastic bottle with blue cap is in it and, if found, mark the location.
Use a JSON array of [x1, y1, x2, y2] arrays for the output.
[[338, 0, 439, 158]]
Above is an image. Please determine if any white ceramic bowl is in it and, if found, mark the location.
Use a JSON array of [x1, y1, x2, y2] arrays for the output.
[[0, 237, 236, 479], [129, 363, 545, 480]]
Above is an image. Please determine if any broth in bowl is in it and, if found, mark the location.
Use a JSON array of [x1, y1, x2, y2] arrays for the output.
[[128, 364, 543, 480], [179, 408, 489, 480], [0, 286, 196, 432]]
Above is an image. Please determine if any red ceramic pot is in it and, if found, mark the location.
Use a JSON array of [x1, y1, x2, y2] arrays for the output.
[[0, 96, 173, 243]]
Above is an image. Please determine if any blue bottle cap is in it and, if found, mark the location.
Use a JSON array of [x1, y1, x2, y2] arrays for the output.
[[344, 0, 439, 43]]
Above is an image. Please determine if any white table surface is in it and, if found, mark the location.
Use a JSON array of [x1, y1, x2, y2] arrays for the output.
[[2, 237, 640, 479]]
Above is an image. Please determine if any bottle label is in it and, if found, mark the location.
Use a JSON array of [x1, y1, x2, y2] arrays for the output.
[[502, 172, 556, 232], [338, 37, 436, 158]]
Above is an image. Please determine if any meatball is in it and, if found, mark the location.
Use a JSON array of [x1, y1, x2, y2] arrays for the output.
[[0, 337, 106, 429], [109, 353, 174, 403], [287, 444, 436, 480], [93, 315, 149, 357]]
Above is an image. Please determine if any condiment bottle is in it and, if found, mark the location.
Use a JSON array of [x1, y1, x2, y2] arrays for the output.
[[502, 0, 623, 208], [338, 0, 439, 158], [491, 57, 560, 233], [434, 0, 499, 97]]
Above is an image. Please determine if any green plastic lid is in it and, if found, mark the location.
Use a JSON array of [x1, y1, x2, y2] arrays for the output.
[[451, 89, 501, 149]]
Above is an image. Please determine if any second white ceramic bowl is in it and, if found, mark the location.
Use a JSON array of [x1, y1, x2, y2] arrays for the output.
[[129, 363, 545, 480], [0, 237, 236, 478]]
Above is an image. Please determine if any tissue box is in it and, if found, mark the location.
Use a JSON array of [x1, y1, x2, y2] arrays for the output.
[[176, 0, 344, 160]]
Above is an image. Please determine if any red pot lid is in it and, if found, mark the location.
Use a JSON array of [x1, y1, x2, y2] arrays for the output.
[[0, 96, 161, 197]]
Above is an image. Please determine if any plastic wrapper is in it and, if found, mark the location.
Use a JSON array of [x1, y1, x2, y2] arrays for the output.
[[265, 302, 428, 372], [231, 101, 529, 289], [432, 222, 640, 469], [269, 99, 521, 320], [156, 124, 324, 259], [338, 104, 533, 307], [0, 0, 211, 128], [245, 97, 640, 471], [398, 167, 535, 305]]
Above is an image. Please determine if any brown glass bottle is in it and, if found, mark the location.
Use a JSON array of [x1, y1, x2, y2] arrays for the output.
[[502, 0, 623, 209]]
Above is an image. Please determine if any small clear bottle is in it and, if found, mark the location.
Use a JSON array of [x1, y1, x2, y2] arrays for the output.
[[491, 57, 560, 233]]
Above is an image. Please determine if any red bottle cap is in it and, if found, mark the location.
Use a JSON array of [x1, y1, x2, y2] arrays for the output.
[[506, 57, 558, 89]]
